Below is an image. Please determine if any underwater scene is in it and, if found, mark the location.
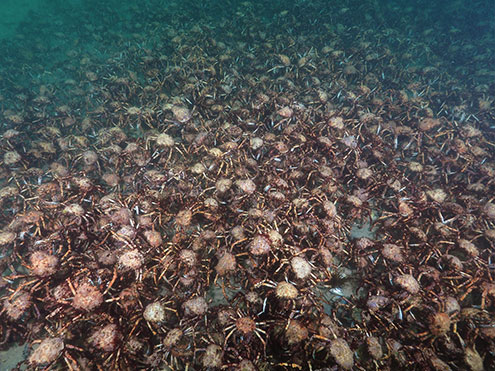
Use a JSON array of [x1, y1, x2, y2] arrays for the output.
[[0, 0, 494, 369]]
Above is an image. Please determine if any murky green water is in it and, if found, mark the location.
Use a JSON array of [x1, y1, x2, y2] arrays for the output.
[[0, 1, 494, 370]]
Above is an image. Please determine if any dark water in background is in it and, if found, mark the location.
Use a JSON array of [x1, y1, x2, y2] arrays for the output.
[[0, 0, 495, 369], [1, 0, 493, 84], [0, 0, 492, 130]]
